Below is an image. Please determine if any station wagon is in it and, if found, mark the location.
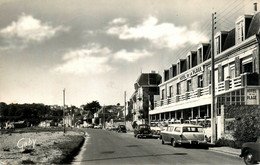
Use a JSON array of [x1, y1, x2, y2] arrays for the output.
[[161, 124, 206, 147]]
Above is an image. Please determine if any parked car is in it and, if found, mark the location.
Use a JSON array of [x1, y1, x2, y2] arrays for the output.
[[134, 124, 152, 138], [117, 125, 127, 133], [86, 124, 94, 128], [107, 125, 117, 131], [150, 122, 161, 137], [94, 124, 102, 129], [161, 124, 206, 147], [240, 136, 260, 165]]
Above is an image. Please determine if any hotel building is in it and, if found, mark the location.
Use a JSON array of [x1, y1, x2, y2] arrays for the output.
[[149, 12, 260, 139]]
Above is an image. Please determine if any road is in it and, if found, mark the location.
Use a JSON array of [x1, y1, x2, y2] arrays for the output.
[[72, 129, 244, 165]]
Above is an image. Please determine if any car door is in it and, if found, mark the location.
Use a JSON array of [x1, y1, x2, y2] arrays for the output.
[[164, 126, 174, 142], [171, 126, 182, 142], [162, 126, 169, 142]]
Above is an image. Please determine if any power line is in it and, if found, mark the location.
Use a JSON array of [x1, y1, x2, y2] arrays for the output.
[[165, 0, 255, 68]]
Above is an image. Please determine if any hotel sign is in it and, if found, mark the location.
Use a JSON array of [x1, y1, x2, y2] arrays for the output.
[[179, 66, 204, 82], [247, 89, 258, 105]]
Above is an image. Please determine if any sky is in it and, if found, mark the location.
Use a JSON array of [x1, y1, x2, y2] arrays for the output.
[[0, 0, 258, 106]]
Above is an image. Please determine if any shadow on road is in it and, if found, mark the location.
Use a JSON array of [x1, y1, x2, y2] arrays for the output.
[[72, 152, 188, 162], [163, 143, 209, 150]]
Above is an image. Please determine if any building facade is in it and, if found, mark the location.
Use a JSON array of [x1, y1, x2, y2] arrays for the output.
[[131, 71, 162, 124], [150, 12, 260, 140]]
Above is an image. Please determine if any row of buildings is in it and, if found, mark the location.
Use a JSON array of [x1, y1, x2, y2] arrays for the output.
[[127, 11, 260, 142]]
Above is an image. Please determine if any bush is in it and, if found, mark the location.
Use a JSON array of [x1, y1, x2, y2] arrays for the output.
[[233, 115, 260, 143], [215, 138, 242, 149]]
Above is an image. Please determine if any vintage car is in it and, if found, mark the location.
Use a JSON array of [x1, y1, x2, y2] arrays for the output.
[[134, 124, 152, 138], [94, 124, 102, 129], [161, 124, 206, 147], [117, 125, 127, 133], [240, 136, 260, 165], [150, 122, 161, 137]]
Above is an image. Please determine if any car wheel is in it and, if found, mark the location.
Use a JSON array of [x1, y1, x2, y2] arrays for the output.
[[162, 139, 165, 144], [244, 150, 256, 165], [171, 139, 177, 147]]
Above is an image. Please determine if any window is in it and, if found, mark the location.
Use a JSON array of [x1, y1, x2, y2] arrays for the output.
[[230, 64, 235, 79], [187, 80, 192, 92], [169, 86, 173, 98], [198, 75, 203, 88], [162, 89, 165, 100], [183, 127, 203, 132], [242, 62, 253, 73], [198, 48, 202, 63], [177, 83, 181, 94], [236, 20, 244, 44], [215, 36, 220, 55], [174, 127, 181, 132], [187, 56, 191, 69]]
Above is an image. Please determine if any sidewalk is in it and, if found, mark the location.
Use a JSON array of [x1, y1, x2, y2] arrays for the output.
[[209, 146, 241, 157]]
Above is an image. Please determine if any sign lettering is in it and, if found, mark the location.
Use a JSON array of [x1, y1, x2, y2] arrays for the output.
[[179, 66, 203, 81]]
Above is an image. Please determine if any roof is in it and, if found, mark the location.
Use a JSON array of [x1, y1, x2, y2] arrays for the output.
[[247, 12, 260, 38], [136, 73, 162, 87], [222, 28, 235, 51], [167, 124, 203, 127]]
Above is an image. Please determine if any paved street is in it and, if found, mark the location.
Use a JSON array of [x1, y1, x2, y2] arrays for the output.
[[72, 129, 244, 165]]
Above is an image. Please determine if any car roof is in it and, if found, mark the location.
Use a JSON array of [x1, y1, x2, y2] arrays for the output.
[[167, 124, 203, 127]]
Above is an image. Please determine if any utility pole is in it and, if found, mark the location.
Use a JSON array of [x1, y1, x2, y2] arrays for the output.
[[63, 88, 66, 133], [103, 105, 105, 129], [124, 91, 126, 126], [211, 12, 216, 143]]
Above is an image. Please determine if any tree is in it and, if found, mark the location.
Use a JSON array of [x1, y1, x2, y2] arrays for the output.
[[81, 101, 101, 115]]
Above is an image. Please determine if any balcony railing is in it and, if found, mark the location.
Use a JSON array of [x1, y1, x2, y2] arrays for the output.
[[201, 86, 209, 96], [153, 73, 258, 109], [217, 81, 225, 92]]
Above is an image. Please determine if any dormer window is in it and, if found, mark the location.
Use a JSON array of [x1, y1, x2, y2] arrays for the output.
[[197, 43, 210, 64], [198, 48, 203, 64], [216, 36, 220, 54], [214, 31, 228, 55], [235, 15, 253, 45], [236, 20, 244, 43], [187, 55, 191, 69]]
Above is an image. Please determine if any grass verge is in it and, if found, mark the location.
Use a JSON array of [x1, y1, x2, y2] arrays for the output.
[[52, 135, 85, 164]]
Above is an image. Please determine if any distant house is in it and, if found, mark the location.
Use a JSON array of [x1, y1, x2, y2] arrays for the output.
[[92, 105, 124, 125], [130, 71, 162, 124], [39, 120, 53, 127], [13, 121, 26, 128]]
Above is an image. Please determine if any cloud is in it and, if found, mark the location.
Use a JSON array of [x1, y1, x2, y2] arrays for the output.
[[114, 49, 152, 62], [52, 43, 113, 75], [107, 16, 209, 50], [109, 18, 127, 25], [0, 13, 69, 42]]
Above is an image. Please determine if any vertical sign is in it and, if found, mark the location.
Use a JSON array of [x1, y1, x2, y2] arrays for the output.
[[246, 89, 258, 105]]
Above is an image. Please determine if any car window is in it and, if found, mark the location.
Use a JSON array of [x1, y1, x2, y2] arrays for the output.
[[150, 123, 158, 127], [139, 125, 149, 129], [169, 126, 174, 132], [182, 127, 203, 132], [174, 127, 181, 132]]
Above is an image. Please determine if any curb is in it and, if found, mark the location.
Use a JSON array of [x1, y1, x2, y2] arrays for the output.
[[209, 147, 241, 157]]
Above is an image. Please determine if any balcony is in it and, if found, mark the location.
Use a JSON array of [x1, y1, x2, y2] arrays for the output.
[[153, 72, 259, 109]]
